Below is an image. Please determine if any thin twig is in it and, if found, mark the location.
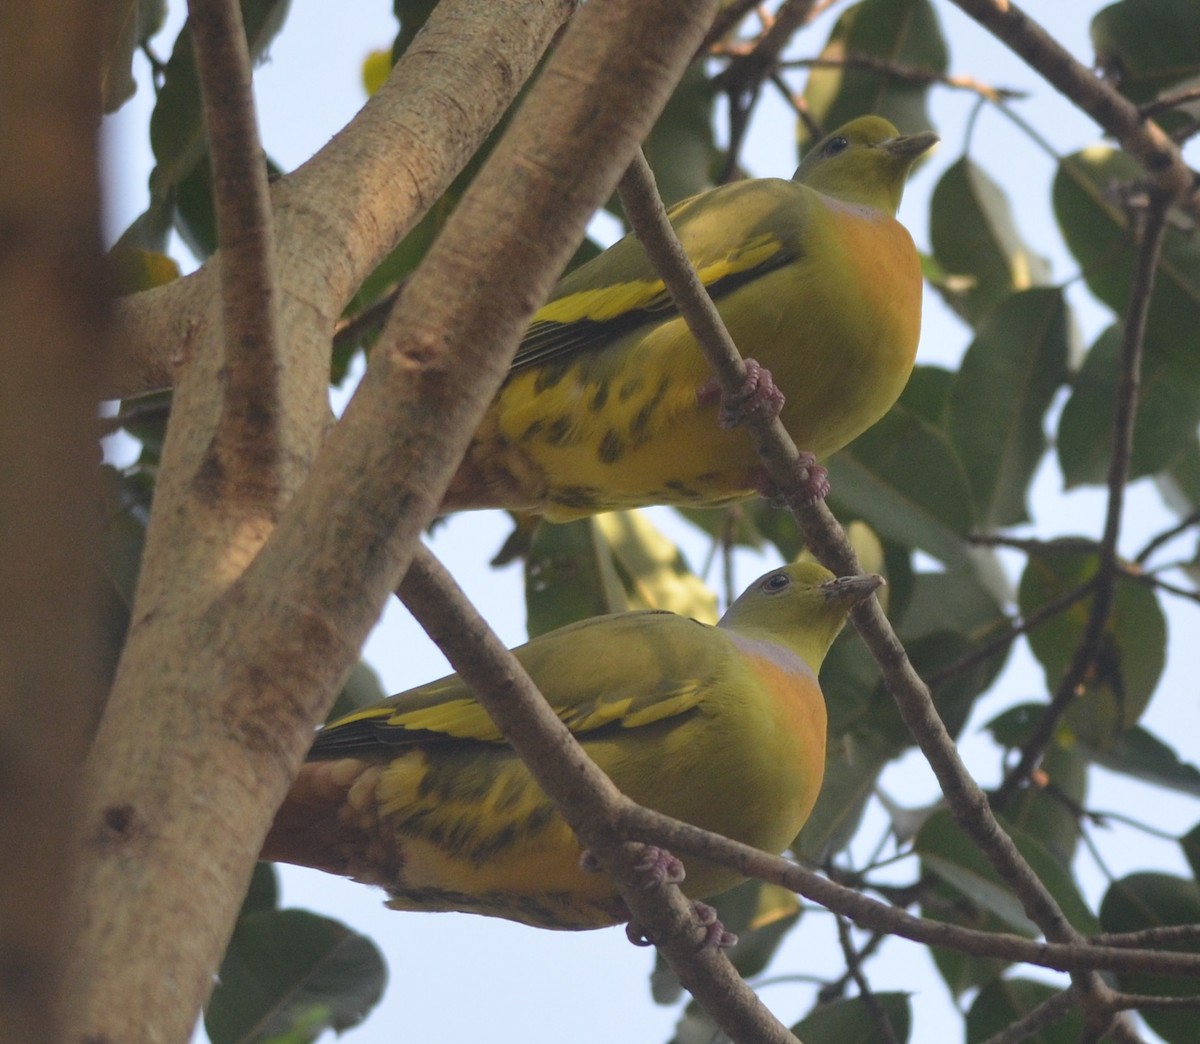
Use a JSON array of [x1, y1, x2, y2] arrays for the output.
[[818, 928, 888, 1003], [1122, 567, 1200, 606], [979, 987, 1079, 1044], [187, 0, 282, 507], [948, 0, 1196, 209], [778, 53, 1024, 103], [925, 577, 1096, 689], [1096, 924, 1200, 949], [1141, 84, 1200, 118], [835, 917, 900, 1044], [969, 534, 1098, 556], [1135, 509, 1200, 564], [617, 803, 1200, 978], [1111, 991, 1200, 1012], [995, 196, 1171, 804], [332, 284, 402, 359], [695, 0, 763, 55], [614, 132, 1132, 1032], [713, 0, 823, 178]]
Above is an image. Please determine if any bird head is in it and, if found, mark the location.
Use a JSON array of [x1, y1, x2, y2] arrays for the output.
[[719, 560, 883, 669], [793, 115, 939, 214]]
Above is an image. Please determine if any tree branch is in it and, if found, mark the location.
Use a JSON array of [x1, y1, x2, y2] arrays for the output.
[[106, 0, 575, 399], [611, 109, 1134, 1034], [835, 917, 900, 1044], [713, 0, 823, 177], [187, 0, 282, 509], [1135, 509, 1200, 565], [978, 987, 1081, 1044], [948, 0, 1196, 208], [69, 2, 722, 1040], [774, 54, 1025, 104], [924, 577, 1095, 690], [618, 804, 1200, 978], [995, 195, 1170, 804]]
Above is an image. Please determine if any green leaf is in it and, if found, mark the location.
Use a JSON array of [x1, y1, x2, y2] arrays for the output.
[[1182, 823, 1200, 883], [857, 575, 1010, 747], [1018, 549, 1167, 747], [898, 364, 953, 430], [1083, 725, 1200, 797], [826, 405, 974, 569], [898, 564, 1010, 647], [670, 1003, 730, 1044], [242, 863, 280, 918], [1007, 743, 1087, 869], [524, 518, 628, 638], [981, 704, 1087, 867], [791, 992, 912, 1044], [652, 878, 802, 1009], [796, 729, 894, 862], [889, 630, 1002, 741], [1099, 873, 1200, 1043], [948, 288, 1071, 527], [925, 875, 1013, 998], [393, 0, 439, 59], [148, 0, 292, 216], [676, 502, 772, 556], [712, 879, 803, 980], [1058, 323, 1200, 487], [1156, 434, 1200, 515], [800, 0, 947, 151], [102, 0, 166, 112], [930, 158, 1052, 326], [1053, 146, 1200, 385], [206, 909, 385, 1044], [740, 501, 805, 562], [916, 808, 1099, 937], [643, 65, 719, 206], [1091, 0, 1200, 117], [821, 620, 891, 740], [966, 978, 1084, 1043], [324, 660, 388, 724], [594, 510, 717, 622]]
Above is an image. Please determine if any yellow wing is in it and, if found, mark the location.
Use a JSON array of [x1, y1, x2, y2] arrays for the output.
[[310, 610, 728, 757], [512, 178, 805, 372]]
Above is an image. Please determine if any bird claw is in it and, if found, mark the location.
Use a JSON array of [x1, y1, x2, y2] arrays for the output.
[[697, 358, 786, 429], [579, 844, 685, 888], [692, 901, 739, 949], [624, 901, 738, 950], [756, 453, 830, 508], [633, 845, 686, 889]]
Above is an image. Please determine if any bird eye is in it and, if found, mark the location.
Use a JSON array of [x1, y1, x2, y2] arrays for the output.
[[824, 135, 849, 156], [762, 573, 791, 593]]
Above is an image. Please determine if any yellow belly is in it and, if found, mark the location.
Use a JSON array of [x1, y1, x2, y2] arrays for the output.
[[365, 661, 827, 930], [458, 206, 921, 521]]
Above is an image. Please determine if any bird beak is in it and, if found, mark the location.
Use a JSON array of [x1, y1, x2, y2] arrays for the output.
[[819, 573, 885, 607], [884, 130, 939, 161]]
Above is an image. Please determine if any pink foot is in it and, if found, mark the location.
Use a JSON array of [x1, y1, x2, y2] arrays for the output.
[[633, 845, 686, 888], [692, 900, 739, 949], [624, 901, 738, 950], [579, 845, 685, 887], [697, 358, 785, 429], [753, 454, 831, 508]]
